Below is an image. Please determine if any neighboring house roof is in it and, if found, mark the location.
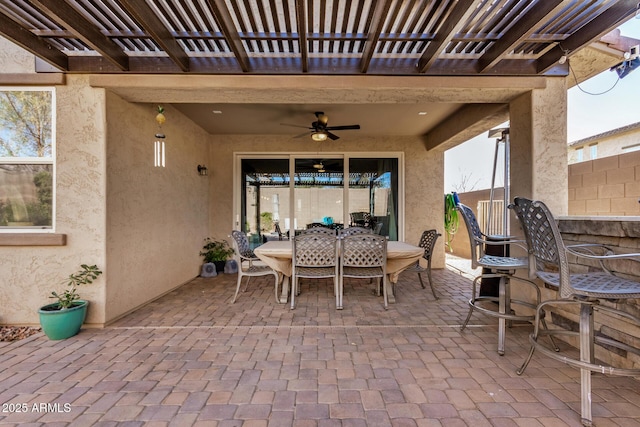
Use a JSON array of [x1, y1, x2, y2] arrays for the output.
[[569, 121, 640, 147]]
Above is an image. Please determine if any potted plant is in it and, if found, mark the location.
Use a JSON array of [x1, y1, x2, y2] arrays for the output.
[[200, 238, 234, 276], [38, 264, 102, 340]]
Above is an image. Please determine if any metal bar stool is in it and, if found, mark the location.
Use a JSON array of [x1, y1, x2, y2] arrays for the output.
[[512, 197, 640, 427], [456, 203, 542, 355]]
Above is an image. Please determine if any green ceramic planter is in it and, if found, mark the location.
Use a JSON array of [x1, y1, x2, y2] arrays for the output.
[[38, 300, 88, 340]]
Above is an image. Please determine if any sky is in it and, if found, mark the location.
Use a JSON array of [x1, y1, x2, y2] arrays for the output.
[[444, 17, 640, 193]]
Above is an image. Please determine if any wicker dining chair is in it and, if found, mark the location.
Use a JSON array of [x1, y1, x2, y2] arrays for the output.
[[339, 226, 372, 237], [300, 226, 335, 235], [340, 233, 388, 310], [456, 203, 542, 355], [291, 232, 339, 310], [230, 230, 280, 303], [402, 229, 441, 299], [512, 197, 640, 427]]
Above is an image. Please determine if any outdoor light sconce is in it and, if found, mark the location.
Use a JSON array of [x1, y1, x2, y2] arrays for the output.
[[197, 165, 208, 176]]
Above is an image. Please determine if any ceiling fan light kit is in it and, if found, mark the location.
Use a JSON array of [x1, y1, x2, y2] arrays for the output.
[[282, 111, 360, 141], [311, 131, 328, 141]]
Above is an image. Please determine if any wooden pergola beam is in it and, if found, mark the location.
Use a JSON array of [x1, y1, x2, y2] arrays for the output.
[[417, 0, 478, 73], [0, 12, 68, 71], [294, 0, 308, 73], [30, 0, 129, 71], [360, 0, 392, 74], [119, 0, 190, 72], [537, 0, 638, 73], [206, 0, 251, 72], [478, 0, 570, 73]]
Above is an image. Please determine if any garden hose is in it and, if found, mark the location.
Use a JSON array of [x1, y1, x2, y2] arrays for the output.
[[444, 193, 459, 252]]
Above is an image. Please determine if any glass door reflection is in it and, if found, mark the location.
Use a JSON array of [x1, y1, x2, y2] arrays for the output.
[[241, 158, 290, 247], [294, 158, 344, 234], [348, 158, 398, 240]]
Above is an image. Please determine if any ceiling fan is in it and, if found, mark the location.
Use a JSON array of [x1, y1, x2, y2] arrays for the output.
[[282, 111, 360, 141]]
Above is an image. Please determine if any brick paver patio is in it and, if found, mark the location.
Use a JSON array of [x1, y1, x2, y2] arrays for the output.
[[1, 256, 638, 426]]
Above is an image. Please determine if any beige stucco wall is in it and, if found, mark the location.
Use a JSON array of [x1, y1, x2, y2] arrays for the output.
[[510, 77, 568, 215], [0, 36, 36, 72], [105, 95, 210, 322], [208, 135, 446, 269], [0, 74, 108, 326]]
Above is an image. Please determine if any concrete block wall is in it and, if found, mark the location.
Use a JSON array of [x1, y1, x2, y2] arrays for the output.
[[569, 151, 640, 216]]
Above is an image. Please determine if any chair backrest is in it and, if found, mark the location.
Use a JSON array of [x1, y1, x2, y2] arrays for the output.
[[306, 222, 326, 229], [511, 197, 571, 298], [301, 226, 334, 235], [339, 226, 371, 237], [456, 203, 485, 268], [341, 234, 387, 268], [293, 233, 338, 268], [231, 230, 254, 260], [418, 229, 441, 261]]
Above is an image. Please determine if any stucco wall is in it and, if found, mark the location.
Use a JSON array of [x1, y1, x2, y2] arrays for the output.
[[105, 95, 210, 323], [208, 135, 446, 269], [0, 74, 108, 326]]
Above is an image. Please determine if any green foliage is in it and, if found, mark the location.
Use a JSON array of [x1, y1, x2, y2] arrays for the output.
[[200, 238, 234, 262], [50, 264, 103, 310], [260, 211, 273, 232], [0, 91, 52, 157], [444, 193, 459, 253], [29, 170, 52, 226]]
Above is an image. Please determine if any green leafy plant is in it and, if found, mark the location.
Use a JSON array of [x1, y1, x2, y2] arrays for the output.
[[50, 264, 102, 309], [200, 238, 234, 263], [444, 193, 459, 253]]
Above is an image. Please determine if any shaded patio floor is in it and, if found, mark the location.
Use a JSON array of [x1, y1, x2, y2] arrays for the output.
[[1, 256, 639, 426]]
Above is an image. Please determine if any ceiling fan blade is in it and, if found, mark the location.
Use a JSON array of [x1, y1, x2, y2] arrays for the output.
[[325, 124, 360, 130], [280, 123, 312, 129], [326, 131, 340, 140], [293, 131, 310, 139]]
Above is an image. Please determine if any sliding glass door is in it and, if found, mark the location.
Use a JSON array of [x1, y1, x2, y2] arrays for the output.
[[239, 154, 401, 243]]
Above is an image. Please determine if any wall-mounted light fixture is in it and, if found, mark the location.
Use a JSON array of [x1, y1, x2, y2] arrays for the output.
[[612, 45, 640, 79], [197, 165, 208, 176]]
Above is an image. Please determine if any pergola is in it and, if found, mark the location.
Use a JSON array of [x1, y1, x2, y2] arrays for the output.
[[0, 0, 636, 77]]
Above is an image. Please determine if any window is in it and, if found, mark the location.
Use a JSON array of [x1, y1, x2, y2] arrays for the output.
[[575, 147, 583, 162], [622, 143, 640, 153], [0, 88, 54, 230], [590, 143, 598, 160]]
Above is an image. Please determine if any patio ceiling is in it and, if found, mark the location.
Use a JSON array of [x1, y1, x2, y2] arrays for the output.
[[0, 1, 636, 143]]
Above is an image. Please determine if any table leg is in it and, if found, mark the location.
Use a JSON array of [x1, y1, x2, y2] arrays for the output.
[[279, 274, 290, 304], [386, 275, 396, 304]]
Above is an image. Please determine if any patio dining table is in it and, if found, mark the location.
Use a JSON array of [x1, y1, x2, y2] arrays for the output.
[[254, 240, 423, 304]]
